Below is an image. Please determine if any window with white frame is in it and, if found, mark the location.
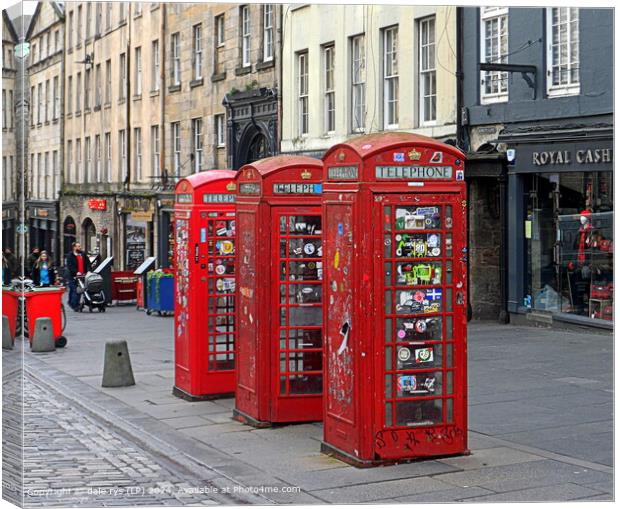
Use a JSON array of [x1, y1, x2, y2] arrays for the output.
[[119, 129, 127, 181], [119, 2, 127, 23], [84, 137, 91, 183], [52, 150, 58, 197], [105, 59, 111, 103], [76, 73, 81, 112], [216, 14, 225, 46], [480, 7, 508, 103], [193, 24, 203, 80], [297, 51, 309, 136], [106, 2, 112, 30], [45, 79, 49, 121], [263, 5, 273, 62], [95, 64, 101, 107], [383, 26, 399, 128], [323, 45, 335, 133], [135, 46, 142, 96], [241, 6, 251, 67], [134, 127, 142, 180], [86, 2, 92, 39], [96, 2, 102, 35], [151, 125, 160, 177], [105, 132, 111, 182], [192, 118, 203, 172], [95, 135, 101, 181], [84, 69, 91, 109], [68, 11, 73, 48], [215, 114, 225, 147], [119, 52, 126, 100], [172, 122, 181, 176], [53, 76, 59, 118], [419, 16, 436, 124], [547, 7, 580, 96], [351, 34, 366, 133], [76, 139, 81, 183], [151, 40, 160, 91], [8, 90, 13, 128], [67, 140, 72, 183], [77, 5, 82, 43], [37, 83, 42, 122], [171, 32, 181, 85], [44, 152, 49, 199]]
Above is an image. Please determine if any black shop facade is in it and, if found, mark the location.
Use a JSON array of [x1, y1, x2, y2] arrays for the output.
[[500, 123, 613, 329]]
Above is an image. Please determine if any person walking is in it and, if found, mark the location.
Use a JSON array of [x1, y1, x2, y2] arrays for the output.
[[2, 248, 19, 285], [66, 242, 91, 311], [30, 251, 58, 287], [26, 247, 41, 276]]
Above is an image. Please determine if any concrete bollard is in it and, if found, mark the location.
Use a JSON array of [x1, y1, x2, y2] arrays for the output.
[[2, 316, 13, 350], [102, 340, 136, 387], [30, 317, 56, 353]]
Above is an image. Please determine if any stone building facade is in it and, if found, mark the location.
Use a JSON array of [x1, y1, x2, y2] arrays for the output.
[[25, 1, 64, 263], [160, 2, 280, 266], [281, 5, 458, 157], [2, 10, 18, 253], [61, 1, 164, 269]]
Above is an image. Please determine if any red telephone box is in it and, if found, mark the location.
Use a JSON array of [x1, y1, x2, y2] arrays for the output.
[[173, 170, 237, 400], [321, 133, 468, 466], [233, 156, 324, 427]]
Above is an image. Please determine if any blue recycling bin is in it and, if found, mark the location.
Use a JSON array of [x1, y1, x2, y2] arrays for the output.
[[146, 274, 174, 316]]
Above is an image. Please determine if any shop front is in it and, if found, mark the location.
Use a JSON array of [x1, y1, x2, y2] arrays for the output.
[[157, 194, 176, 269], [502, 128, 613, 328], [27, 203, 59, 262], [118, 196, 155, 271]]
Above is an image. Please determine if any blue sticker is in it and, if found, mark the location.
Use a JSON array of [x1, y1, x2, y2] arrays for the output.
[[200, 228, 207, 243], [338, 223, 344, 236], [314, 184, 323, 194], [394, 152, 405, 162]]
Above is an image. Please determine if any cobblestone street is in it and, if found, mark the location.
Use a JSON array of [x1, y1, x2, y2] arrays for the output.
[[3, 362, 246, 507]]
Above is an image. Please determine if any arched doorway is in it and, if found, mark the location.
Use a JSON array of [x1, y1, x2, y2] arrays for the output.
[[235, 122, 274, 168], [63, 216, 77, 260], [82, 218, 97, 256], [247, 132, 269, 164]]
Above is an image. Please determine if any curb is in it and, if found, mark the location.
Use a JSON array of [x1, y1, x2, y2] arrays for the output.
[[23, 354, 278, 505]]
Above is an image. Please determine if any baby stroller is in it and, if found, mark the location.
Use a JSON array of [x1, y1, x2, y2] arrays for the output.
[[76, 272, 107, 312]]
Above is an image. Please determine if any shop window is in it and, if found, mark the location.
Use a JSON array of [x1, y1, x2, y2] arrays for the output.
[[524, 171, 613, 322]]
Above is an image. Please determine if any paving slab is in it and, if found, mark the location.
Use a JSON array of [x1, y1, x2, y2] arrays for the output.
[[462, 482, 607, 502]]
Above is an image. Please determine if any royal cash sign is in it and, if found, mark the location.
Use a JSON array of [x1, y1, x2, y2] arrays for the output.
[[88, 199, 107, 210], [375, 166, 453, 179], [532, 148, 613, 166], [202, 193, 236, 203]]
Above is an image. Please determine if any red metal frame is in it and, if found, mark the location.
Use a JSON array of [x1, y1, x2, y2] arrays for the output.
[[233, 156, 324, 426], [173, 170, 237, 401], [321, 133, 468, 466]]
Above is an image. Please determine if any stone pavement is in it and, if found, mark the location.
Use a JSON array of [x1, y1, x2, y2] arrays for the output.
[[3, 344, 263, 507], [5, 303, 614, 504]]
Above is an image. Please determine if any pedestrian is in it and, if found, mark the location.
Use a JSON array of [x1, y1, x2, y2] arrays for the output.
[[30, 250, 58, 287], [26, 246, 41, 276], [2, 248, 18, 285], [66, 242, 92, 311]]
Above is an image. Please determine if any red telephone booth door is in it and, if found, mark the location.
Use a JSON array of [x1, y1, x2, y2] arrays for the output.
[[373, 192, 467, 460], [272, 207, 323, 421], [204, 210, 236, 380]]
